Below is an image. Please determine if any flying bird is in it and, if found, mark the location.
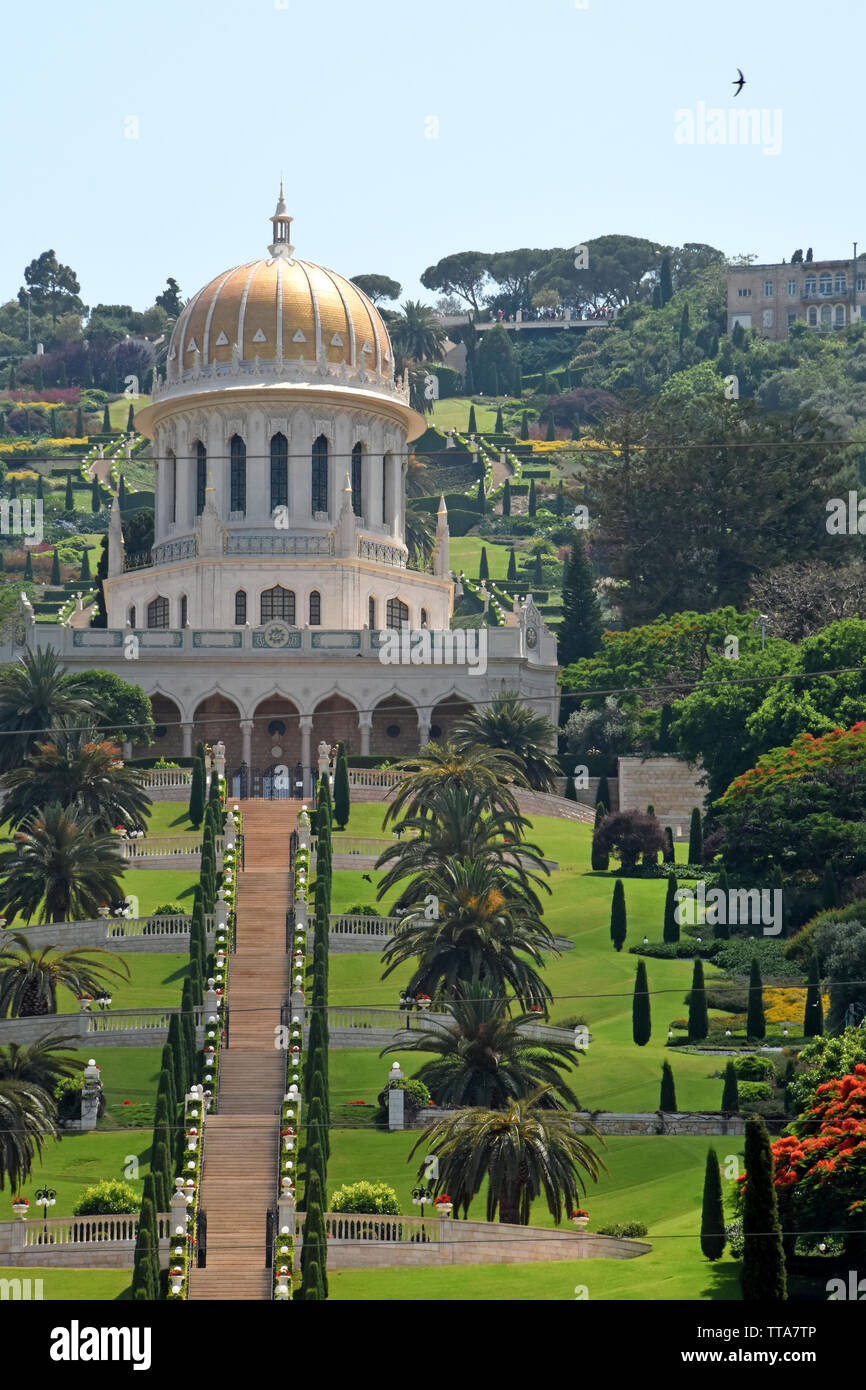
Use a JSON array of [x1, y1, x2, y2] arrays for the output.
[[733, 69, 745, 97], [361, 873, 372, 883]]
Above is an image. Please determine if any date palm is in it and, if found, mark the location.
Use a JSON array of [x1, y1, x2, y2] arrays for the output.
[[0, 1079, 59, 1191], [384, 743, 524, 827], [380, 858, 556, 1010], [409, 1089, 605, 1224], [404, 504, 435, 569], [0, 934, 129, 1017], [382, 983, 581, 1110], [0, 647, 97, 773], [0, 1034, 84, 1089], [1, 732, 150, 831], [0, 803, 126, 923], [452, 691, 562, 792], [390, 299, 445, 368]]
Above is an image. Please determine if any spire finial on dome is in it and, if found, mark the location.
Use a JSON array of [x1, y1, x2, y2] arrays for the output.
[[269, 184, 294, 260]]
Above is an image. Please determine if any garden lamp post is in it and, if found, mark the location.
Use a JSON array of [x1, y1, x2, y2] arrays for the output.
[[35, 1187, 56, 1224]]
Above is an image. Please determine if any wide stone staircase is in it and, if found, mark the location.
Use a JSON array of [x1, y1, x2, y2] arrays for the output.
[[189, 800, 299, 1300]]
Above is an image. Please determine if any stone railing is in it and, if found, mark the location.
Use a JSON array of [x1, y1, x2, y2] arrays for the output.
[[153, 537, 197, 565], [328, 914, 396, 937], [225, 532, 335, 557], [118, 834, 223, 861], [346, 768, 402, 788], [0, 1006, 205, 1048], [325, 836, 399, 857], [139, 768, 193, 788], [0, 1213, 172, 1268], [4, 915, 215, 954], [315, 1005, 579, 1049], [357, 537, 407, 568]]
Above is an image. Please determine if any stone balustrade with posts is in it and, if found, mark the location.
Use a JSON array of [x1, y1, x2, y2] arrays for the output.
[[0, 1006, 207, 1048], [118, 834, 224, 865], [346, 768, 402, 789], [138, 768, 194, 789], [0, 1213, 173, 1268], [309, 1005, 580, 1050], [4, 915, 216, 954]]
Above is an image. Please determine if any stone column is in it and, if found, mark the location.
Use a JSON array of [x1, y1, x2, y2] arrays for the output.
[[386, 454, 402, 539], [122, 741, 133, 760], [248, 409, 268, 523], [387, 1063, 405, 1132], [240, 719, 254, 769], [368, 453, 384, 530], [358, 713, 372, 756], [79, 1058, 102, 1131], [290, 420, 312, 522], [299, 716, 313, 796], [176, 421, 193, 531], [417, 708, 432, 749], [181, 722, 194, 758]]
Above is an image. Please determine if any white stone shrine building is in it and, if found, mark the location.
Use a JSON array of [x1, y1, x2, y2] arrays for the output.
[[5, 193, 559, 793]]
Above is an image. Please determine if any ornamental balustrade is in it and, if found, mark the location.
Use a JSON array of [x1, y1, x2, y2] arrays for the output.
[[153, 537, 197, 565], [328, 914, 397, 937], [139, 768, 193, 788], [224, 533, 334, 557], [16, 1214, 171, 1249], [296, 1211, 440, 1245], [118, 834, 224, 860], [358, 537, 406, 567], [345, 768, 402, 788]]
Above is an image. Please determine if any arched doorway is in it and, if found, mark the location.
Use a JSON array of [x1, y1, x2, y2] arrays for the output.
[[313, 694, 359, 756], [429, 695, 474, 746], [370, 695, 417, 757], [192, 694, 242, 770], [251, 696, 302, 768], [136, 693, 182, 761]]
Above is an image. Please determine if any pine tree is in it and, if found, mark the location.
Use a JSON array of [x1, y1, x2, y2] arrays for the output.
[[688, 958, 708, 1041], [468, 405, 477, 434], [804, 954, 823, 1038], [721, 1060, 739, 1112], [520, 411, 529, 441], [333, 742, 350, 830], [740, 1114, 786, 1301], [76, 405, 84, 437], [545, 416, 555, 442], [632, 959, 651, 1045], [50, 549, 61, 585], [660, 1060, 677, 1111], [502, 478, 511, 516], [23, 550, 33, 581], [127, 402, 135, 432], [528, 478, 537, 516], [506, 548, 517, 580], [479, 546, 489, 580], [662, 874, 680, 944], [821, 863, 838, 910], [591, 800, 609, 871], [659, 254, 673, 305], [746, 958, 765, 1039], [91, 474, 101, 512], [557, 536, 602, 666], [610, 879, 627, 952], [495, 406, 503, 432], [700, 1148, 726, 1260], [64, 473, 74, 511], [688, 808, 703, 864], [595, 776, 610, 811], [662, 826, 675, 865]]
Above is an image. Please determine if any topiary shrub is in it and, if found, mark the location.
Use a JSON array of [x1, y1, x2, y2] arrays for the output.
[[73, 1180, 141, 1216], [736, 1081, 773, 1105], [330, 1181, 401, 1216], [596, 1221, 648, 1239], [151, 903, 185, 917], [55, 1076, 85, 1123]]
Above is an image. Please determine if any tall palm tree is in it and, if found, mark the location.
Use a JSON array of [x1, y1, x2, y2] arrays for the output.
[[404, 505, 436, 570], [0, 647, 97, 773], [452, 692, 562, 792], [376, 783, 550, 909], [384, 743, 524, 826], [0, 804, 126, 923], [0, 1079, 59, 1191], [1, 732, 151, 831], [0, 934, 129, 1017], [409, 1090, 605, 1224], [380, 858, 556, 1010], [382, 984, 581, 1110], [0, 1035, 84, 1090], [390, 300, 445, 368]]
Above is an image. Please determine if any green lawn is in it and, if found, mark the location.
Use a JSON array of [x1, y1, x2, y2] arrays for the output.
[[109, 395, 151, 430], [0, 1128, 152, 1220], [0, 1268, 132, 1300], [143, 803, 199, 837], [450, 535, 516, 579], [121, 869, 198, 916], [430, 397, 506, 433], [54, 953, 189, 1014]]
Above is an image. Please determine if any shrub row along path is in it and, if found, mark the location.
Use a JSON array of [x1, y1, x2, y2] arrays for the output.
[[190, 800, 298, 1301]]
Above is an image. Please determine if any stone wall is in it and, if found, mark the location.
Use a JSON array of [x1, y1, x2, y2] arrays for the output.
[[416, 1108, 745, 1137], [617, 756, 707, 825]]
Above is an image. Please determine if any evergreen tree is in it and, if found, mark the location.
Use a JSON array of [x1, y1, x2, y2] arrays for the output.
[[821, 863, 838, 910], [119, 473, 127, 508], [333, 742, 350, 830], [468, 404, 477, 434], [595, 775, 610, 811], [502, 478, 511, 517], [64, 473, 74, 511], [75, 405, 84, 437], [632, 959, 651, 1045], [652, 284, 662, 310], [740, 1114, 786, 1301], [555, 481, 564, 516], [7, 366, 14, 390], [476, 475, 486, 514], [0, 550, 4, 572], [77, 546, 91, 584], [746, 958, 765, 1039], [299, 1172, 328, 1299], [688, 958, 708, 1041], [513, 363, 522, 396], [714, 870, 730, 939], [127, 402, 135, 432], [307, 1094, 330, 1161], [479, 546, 489, 580], [591, 800, 609, 871], [8, 479, 17, 500], [660, 1060, 677, 1111], [50, 549, 61, 585], [532, 552, 543, 586], [506, 548, 517, 581], [557, 536, 602, 667], [23, 550, 33, 581], [463, 360, 474, 395], [545, 416, 555, 442], [102, 404, 111, 433], [721, 1060, 739, 1112], [659, 254, 673, 305], [541, 370, 549, 393], [662, 826, 675, 865], [180, 977, 197, 1076], [610, 879, 627, 952], [803, 954, 823, 1038], [732, 320, 746, 349], [188, 750, 206, 828], [36, 474, 44, 501], [91, 474, 101, 512], [658, 703, 673, 751], [564, 771, 577, 801], [495, 406, 503, 432], [700, 1148, 726, 1260], [679, 302, 690, 346], [528, 478, 537, 516], [662, 874, 680, 943], [687, 808, 703, 864], [167, 1013, 187, 1096], [520, 411, 529, 441]]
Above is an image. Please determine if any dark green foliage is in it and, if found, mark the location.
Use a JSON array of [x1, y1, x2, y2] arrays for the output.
[[545, 416, 555, 442], [76, 406, 84, 436], [610, 879, 627, 952], [679, 302, 690, 346], [662, 874, 679, 943], [152, 1140, 171, 1195], [591, 800, 610, 872], [127, 403, 135, 432], [740, 1114, 786, 1301], [822, 863, 839, 910], [687, 808, 702, 865], [479, 546, 489, 580], [64, 474, 74, 511], [520, 411, 529, 441], [564, 772, 577, 802], [700, 1148, 726, 1260], [502, 479, 511, 517], [495, 406, 503, 432], [188, 749, 206, 828], [50, 549, 61, 585], [156, 1066, 176, 1120], [662, 826, 675, 865], [333, 743, 350, 830], [23, 550, 33, 581], [659, 254, 673, 305], [468, 405, 477, 434], [532, 552, 543, 587], [167, 1013, 187, 1096], [714, 871, 730, 939], [102, 404, 111, 432], [298, 1170, 328, 1299], [180, 978, 196, 1079], [721, 1060, 739, 1112], [688, 958, 708, 1041], [746, 958, 765, 1039], [658, 704, 674, 752], [528, 478, 537, 516], [660, 1060, 677, 1111], [596, 776, 610, 811], [80, 547, 91, 582], [506, 548, 516, 580], [91, 474, 101, 512], [476, 476, 486, 513], [307, 1094, 330, 1161], [632, 959, 651, 1045], [118, 473, 126, 508], [804, 954, 823, 1038]]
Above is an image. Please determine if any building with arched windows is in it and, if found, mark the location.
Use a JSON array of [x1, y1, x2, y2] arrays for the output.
[[7, 192, 559, 791]]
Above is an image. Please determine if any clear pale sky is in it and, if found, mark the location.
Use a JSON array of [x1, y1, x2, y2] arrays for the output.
[[2, 0, 861, 310]]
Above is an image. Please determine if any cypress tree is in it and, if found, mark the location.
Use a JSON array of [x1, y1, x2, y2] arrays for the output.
[[299, 1171, 328, 1299], [308, 1064, 330, 1120], [502, 478, 511, 516], [545, 416, 555, 442], [662, 826, 675, 865], [660, 1060, 677, 1111], [468, 405, 477, 434], [632, 959, 651, 1046], [595, 776, 610, 811], [713, 870, 730, 939], [119, 473, 127, 508], [700, 1148, 726, 1261], [80, 546, 91, 582], [679, 302, 690, 346], [156, 1066, 176, 1120], [50, 548, 61, 585], [307, 1094, 330, 1161], [610, 879, 627, 952], [659, 254, 673, 305], [804, 954, 823, 1038], [495, 406, 503, 432], [520, 411, 529, 441], [180, 978, 197, 1081], [532, 552, 543, 587], [746, 958, 765, 1039], [688, 958, 708, 1041], [333, 742, 350, 830], [91, 473, 101, 512], [76, 405, 84, 437], [564, 771, 577, 801], [528, 479, 537, 516], [152, 1140, 172, 1198], [479, 546, 489, 580], [652, 284, 662, 310], [541, 370, 549, 393], [167, 1013, 187, 1096], [555, 481, 565, 516], [476, 475, 486, 513], [506, 548, 517, 580], [721, 1060, 739, 1112], [821, 863, 838, 910], [590, 801, 609, 871], [687, 808, 703, 864], [36, 474, 44, 500], [64, 473, 74, 511], [23, 550, 33, 581], [0, 551, 4, 572], [127, 402, 135, 432], [557, 536, 602, 666], [662, 874, 680, 944], [740, 1114, 786, 1302], [188, 749, 206, 828], [658, 703, 673, 751], [102, 404, 111, 432], [8, 479, 17, 499], [463, 359, 474, 395]]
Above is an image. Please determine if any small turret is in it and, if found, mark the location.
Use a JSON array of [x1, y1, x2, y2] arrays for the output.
[[434, 495, 450, 578]]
